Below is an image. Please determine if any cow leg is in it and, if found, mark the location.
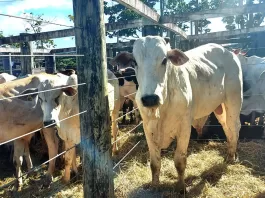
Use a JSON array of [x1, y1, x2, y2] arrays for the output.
[[129, 104, 134, 124], [42, 127, 58, 184], [174, 121, 190, 193], [71, 147, 78, 180], [13, 139, 25, 191], [214, 103, 240, 163], [258, 113, 264, 126], [144, 121, 161, 185], [251, 112, 256, 125], [122, 104, 126, 124], [62, 141, 76, 183], [24, 140, 33, 176]]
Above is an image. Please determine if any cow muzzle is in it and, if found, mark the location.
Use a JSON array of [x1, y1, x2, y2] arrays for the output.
[[141, 94, 160, 107], [44, 120, 56, 128]]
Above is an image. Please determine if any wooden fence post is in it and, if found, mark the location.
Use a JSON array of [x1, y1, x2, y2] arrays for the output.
[[72, 0, 114, 197], [8, 53, 12, 75], [20, 33, 33, 75], [44, 53, 56, 74]]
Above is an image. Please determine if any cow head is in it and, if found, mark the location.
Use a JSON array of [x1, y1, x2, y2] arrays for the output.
[[112, 36, 189, 116], [110, 51, 137, 70], [38, 74, 77, 128]]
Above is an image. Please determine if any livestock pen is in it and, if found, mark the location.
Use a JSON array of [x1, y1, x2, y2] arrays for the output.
[[0, 0, 265, 197]]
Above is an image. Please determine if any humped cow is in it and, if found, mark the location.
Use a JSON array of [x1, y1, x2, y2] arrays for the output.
[[111, 36, 243, 192], [33, 69, 123, 184], [233, 49, 265, 136], [0, 75, 53, 190]]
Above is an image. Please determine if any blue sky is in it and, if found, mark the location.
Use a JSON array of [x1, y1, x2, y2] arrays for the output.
[[0, 0, 263, 49]]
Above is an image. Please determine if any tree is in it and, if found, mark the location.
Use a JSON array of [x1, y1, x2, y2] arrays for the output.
[[221, 0, 264, 30], [104, 0, 160, 39], [0, 31, 3, 38], [56, 57, 76, 70], [22, 12, 56, 49], [165, 0, 212, 34]]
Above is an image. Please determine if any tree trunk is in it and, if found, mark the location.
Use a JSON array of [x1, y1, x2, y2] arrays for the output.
[[72, 0, 114, 197]]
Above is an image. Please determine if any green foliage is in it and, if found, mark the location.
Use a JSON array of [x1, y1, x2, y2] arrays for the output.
[[221, 0, 264, 30], [0, 31, 3, 38], [23, 12, 56, 49], [56, 57, 76, 70], [104, 1, 146, 38], [165, 0, 211, 34]]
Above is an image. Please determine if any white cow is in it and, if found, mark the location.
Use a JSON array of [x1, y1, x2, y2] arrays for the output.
[[232, 50, 265, 136], [233, 50, 265, 116], [0, 76, 45, 190], [35, 70, 122, 183], [0, 72, 17, 83], [36, 73, 79, 183], [112, 36, 243, 192]]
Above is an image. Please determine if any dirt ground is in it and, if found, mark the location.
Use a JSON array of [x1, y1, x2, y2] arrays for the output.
[[0, 125, 265, 198]]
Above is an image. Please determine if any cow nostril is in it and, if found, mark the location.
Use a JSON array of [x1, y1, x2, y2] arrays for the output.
[[141, 95, 160, 107]]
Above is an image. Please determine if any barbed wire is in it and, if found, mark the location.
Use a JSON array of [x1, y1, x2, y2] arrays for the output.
[[0, 110, 87, 146], [0, 112, 141, 191], [113, 141, 141, 170], [0, 133, 88, 191], [112, 121, 143, 145], [114, 107, 139, 122], [0, 54, 84, 57], [0, 82, 85, 101], [0, 13, 77, 28]]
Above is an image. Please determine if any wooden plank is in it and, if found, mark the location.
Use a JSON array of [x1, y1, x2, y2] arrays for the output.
[[0, 19, 187, 45], [189, 25, 265, 40], [159, 23, 187, 38], [198, 38, 253, 44], [114, 0, 188, 39], [73, 0, 114, 197], [161, 3, 265, 23], [0, 19, 155, 45], [114, 0, 160, 22], [0, 28, 75, 45]]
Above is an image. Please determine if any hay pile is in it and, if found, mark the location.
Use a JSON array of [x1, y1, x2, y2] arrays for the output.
[[0, 127, 265, 198]]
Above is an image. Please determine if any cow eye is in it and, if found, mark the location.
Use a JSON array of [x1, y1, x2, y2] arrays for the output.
[[55, 96, 60, 106], [162, 58, 167, 65]]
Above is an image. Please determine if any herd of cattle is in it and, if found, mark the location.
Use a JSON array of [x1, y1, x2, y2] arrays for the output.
[[0, 36, 265, 193]]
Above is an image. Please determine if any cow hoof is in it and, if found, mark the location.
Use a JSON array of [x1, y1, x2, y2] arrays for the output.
[[225, 153, 238, 164], [176, 181, 186, 194], [14, 180, 22, 192], [62, 177, 70, 184], [112, 147, 119, 155]]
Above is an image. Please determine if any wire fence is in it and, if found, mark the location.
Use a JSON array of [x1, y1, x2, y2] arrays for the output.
[[0, 13, 76, 28], [0, 72, 144, 196]]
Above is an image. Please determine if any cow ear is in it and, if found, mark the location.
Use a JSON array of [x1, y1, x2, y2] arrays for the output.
[[62, 87, 77, 96], [110, 52, 135, 68], [18, 88, 38, 101], [167, 49, 189, 66]]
